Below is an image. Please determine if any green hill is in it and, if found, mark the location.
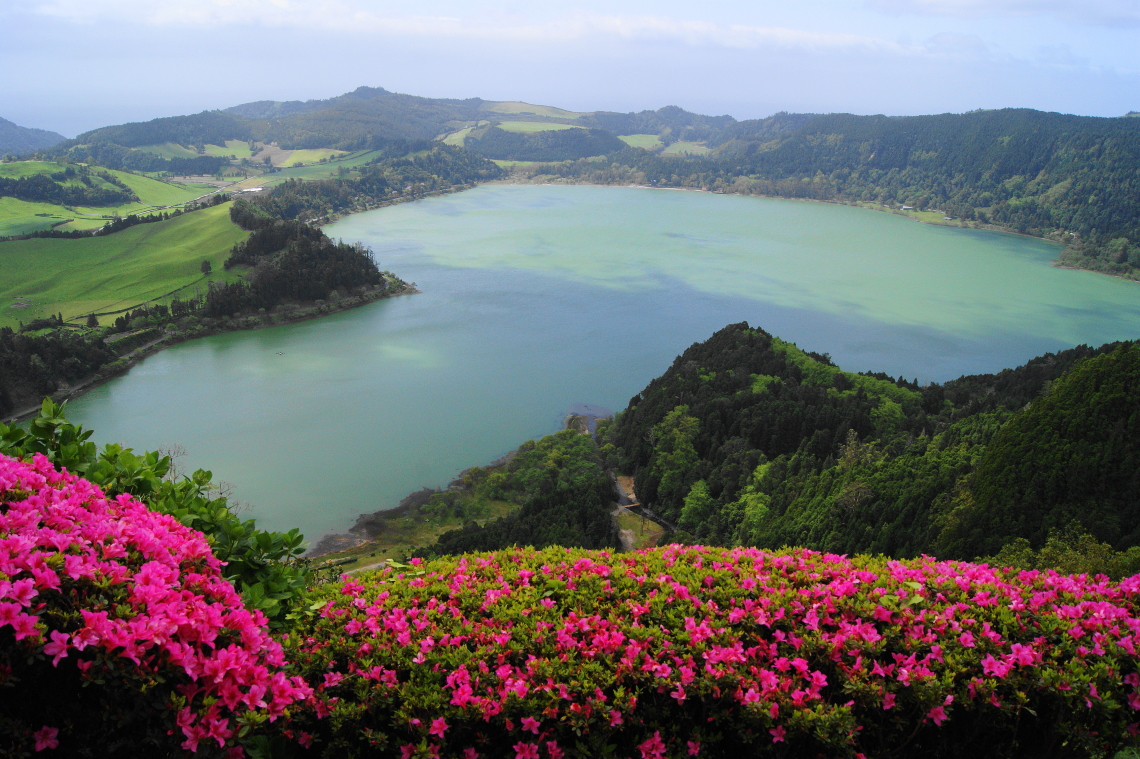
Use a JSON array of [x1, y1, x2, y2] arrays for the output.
[[0, 202, 247, 328], [600, 323, 1138, 561], [0, 160, 215, 236], [0, 116, 65, 155]]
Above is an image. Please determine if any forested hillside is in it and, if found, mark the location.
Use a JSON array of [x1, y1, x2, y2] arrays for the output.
[[602, 323, 1140, 562], [534, 109, 1140, 273], [0, 116, 65, 155]]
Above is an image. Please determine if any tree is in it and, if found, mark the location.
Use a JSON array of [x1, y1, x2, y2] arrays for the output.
[[200, 259, 212, 274], [86, 313, 99, 328]]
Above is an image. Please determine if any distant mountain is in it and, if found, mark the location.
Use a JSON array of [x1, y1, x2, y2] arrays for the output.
[[0, 117, 66, 154]]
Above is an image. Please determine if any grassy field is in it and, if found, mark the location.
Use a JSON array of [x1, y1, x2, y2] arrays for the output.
[[107, 169, 214, 207], [483, 101, 583, 119], [496, 121, 579, 133], [618, 134, 664, 150], [0, 203, 248, 329], [285, 148, 349, 166], [661, 141, 711, 156], [442, 127, 473, 147], [0, 161, 65, 179], [132, 143, 201, 160], [0, 198, 73, 236], [248, 150, 382, 185], [203, 140, 253, 159]]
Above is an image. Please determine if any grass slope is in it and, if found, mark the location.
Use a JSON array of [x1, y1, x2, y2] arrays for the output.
[[0, 161, 216, 235], [660, 140, 710, 156], [0, 203, 247, 328], [482, 101, 583, 119], [618, 134, 664, 150]]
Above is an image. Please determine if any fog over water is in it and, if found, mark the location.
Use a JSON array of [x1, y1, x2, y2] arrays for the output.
[[66, 186, 1140, 544]]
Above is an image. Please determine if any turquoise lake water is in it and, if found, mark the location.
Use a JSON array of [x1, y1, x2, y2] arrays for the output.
[[65, 185, 1140, 544]]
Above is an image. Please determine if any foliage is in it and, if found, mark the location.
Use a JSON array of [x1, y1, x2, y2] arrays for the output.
[[0, 450, 312, 756], [984, 524, 1140, 581], [940, 344, 1140, 557], [0, 325, 117, 415], [417, 430, 620, 557], [466, 126, 626, 162], [605, 323, 1135, 558], [283, 544, 1140, 758], [0, 400, 312, 630]]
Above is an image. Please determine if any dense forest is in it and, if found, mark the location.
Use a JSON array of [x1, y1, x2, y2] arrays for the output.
[[596, 323, 1140, 565], [465, 125, 627, 162]]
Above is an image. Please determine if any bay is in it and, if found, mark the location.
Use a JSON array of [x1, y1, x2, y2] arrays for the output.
[[65, 185, 1140, 545]]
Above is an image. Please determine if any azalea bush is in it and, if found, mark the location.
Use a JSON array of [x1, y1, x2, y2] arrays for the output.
[[0, 452, 311, 757], [285, 544, 1140, 759], [1, 401, 311, 630]]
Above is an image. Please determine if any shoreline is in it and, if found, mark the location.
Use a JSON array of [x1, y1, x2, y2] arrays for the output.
[[488, 176, 1133, 275], [2, 284, 419, 425]]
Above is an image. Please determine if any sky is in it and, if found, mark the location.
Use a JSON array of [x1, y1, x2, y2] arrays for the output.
[[2, 0, 1138, 137]]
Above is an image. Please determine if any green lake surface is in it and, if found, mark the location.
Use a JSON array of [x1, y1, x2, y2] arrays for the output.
[[65, 185, 1140, 545]]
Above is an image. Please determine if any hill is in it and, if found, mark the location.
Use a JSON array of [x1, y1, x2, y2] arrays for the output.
[[0, 116, 66, 155], [596, 323, 1140, 562], [22, 87, 1140, 277]]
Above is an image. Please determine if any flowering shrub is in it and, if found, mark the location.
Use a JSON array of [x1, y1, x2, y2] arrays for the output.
[[285, 544, 1140, 758], [0, 452, 311, 757]]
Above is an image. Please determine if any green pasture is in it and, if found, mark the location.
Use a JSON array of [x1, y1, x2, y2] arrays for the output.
[[618, 134, 664, 150], [661, 141, 710, 156], [0, 198, 72, 236], [132, 143, 200, 160], [260, 150, 382, 184], [203, 140, 253, 159], [107, 170, 214, 207], [496, 121, 579, 133], [0, 161, 65, 179], [442, 127, 473, 147], [483, 101, 583, 119], [287, 148, 349, 166], [0, 203, 248, 329]]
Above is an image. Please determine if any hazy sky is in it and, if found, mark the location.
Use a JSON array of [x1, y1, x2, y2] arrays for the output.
[[3, 0, 1137, 137]]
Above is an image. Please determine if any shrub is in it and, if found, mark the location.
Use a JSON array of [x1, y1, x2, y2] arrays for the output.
[[0, 401, 311, 631], [284, 545, 1140, 758], [0, 452, 312, 756]]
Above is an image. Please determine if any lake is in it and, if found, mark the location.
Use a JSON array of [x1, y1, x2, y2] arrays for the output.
[[65, 185, 1140, 544]]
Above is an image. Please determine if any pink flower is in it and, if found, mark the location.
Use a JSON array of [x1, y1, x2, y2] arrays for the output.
[[514, 742, 540, 759], [687, 740, 701, 756], [33, 726, 59, 752], [463, 749, 479, 759], [609, 710, 623, 726], [521, 717, 541, 734], [638, 731, 667, 759], [883, 692, 896, 710], [927, 705, 948, 725], [770, 725, 786, 743], [546, 741, 564, 759], [430, 717, 449, 738]]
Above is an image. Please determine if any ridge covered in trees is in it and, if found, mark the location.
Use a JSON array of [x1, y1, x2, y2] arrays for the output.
[[599, 323, 1140, 565]]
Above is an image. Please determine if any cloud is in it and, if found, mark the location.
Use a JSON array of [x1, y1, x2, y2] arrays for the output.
[[864, 0, 1140, 27], [29, 0, 914, 53]]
